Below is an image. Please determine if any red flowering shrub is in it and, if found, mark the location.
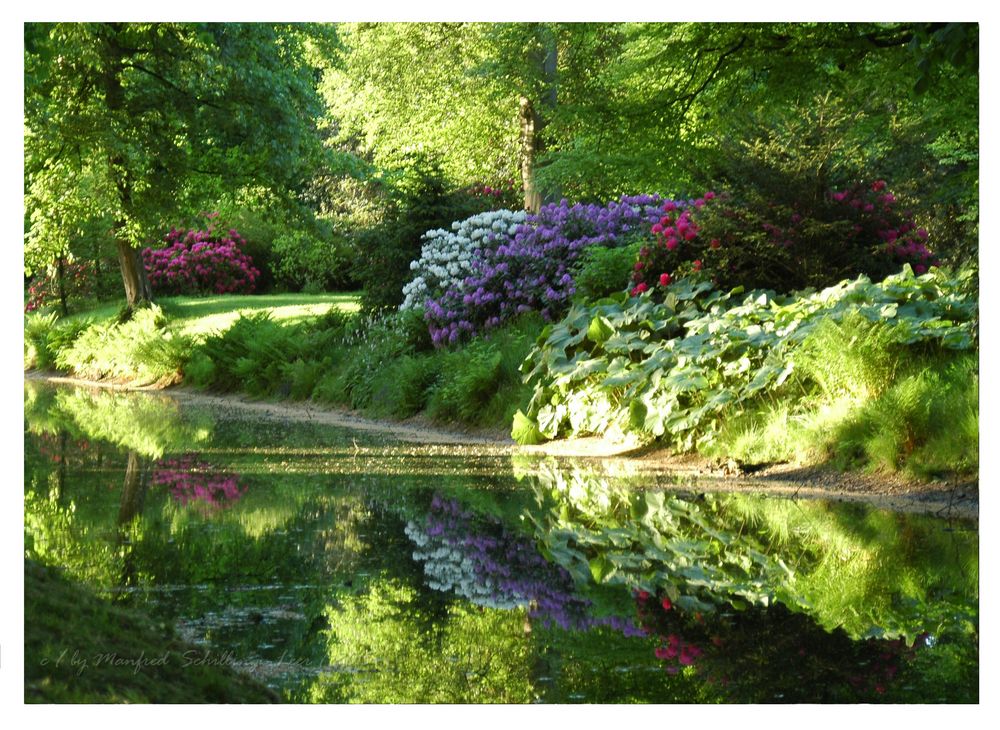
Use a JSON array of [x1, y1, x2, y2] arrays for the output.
[[631, 182, 940, 296], [143, 223, 260, 296], [25, 260, 94, 313]]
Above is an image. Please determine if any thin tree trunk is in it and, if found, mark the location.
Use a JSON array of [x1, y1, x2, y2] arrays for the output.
[[519, 25, 560, 213], [117, 450, 147, 595], [519, 95, 542, 214], [56, 255, 68, 316]]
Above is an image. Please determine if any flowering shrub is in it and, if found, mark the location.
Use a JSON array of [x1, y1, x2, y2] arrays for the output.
[[405, 493, 642, 635], [421, 195, 665, 346], [153, 454, 245, 513], [401, 209, 529, 311], [25, 259, 107, 313], [142, 223, 260, 296], [631, 182, 940, 296]]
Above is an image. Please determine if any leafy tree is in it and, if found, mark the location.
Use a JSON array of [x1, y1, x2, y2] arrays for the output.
[[24, 22, 328, 311]]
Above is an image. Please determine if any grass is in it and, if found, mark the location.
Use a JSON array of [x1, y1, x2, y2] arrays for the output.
[[61, 292, 360, 340], [24, 559, 279, 703]]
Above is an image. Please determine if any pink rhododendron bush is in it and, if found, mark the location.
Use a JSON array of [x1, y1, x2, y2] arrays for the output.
[[143, 223, 260, 296], [631, 182, 938, 297]]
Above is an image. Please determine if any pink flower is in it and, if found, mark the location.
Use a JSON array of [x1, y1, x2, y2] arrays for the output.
[[631, 282, 648, 296], [665, 238, 679, 252], [692, 260, 703, 271], [661, 596, 673, 610], [709, 238, 721, 250], [704, 191, 716, 200], [659, 273, 671, 287]]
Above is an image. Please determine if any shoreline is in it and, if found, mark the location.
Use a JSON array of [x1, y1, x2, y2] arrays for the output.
[[24, 370, 978, 520]]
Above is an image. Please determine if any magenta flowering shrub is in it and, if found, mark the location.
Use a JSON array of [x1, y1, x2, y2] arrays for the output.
[[631, 182, 940, 296], [153, 454, 246, 513], [142, 223, 260, 296], [423, 195, 665, 346]]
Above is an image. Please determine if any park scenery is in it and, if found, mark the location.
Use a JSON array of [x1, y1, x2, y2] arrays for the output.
[[23, 21, 978, 704]]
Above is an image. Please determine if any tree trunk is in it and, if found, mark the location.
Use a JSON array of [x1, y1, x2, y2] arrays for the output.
[[519, 25, 560, 213], [56, 255, 68, 316], [102, 25, 154, 312], [116, 238, 153, 310], [117, 450, 147, 594], [519, 95, 542, 214]]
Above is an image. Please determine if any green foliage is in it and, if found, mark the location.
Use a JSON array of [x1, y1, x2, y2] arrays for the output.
[[308, 576, 535, 703], [51, 306, 190, 384], [516, 267, 977, 470], [352, 152, 484, 313], [571, 241, 642, 303], [827, 354, 979, 478]]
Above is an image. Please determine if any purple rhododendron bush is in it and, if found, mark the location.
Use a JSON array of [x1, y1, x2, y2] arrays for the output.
[[143, 222, 260, 296], [421, 195, 665, 346]]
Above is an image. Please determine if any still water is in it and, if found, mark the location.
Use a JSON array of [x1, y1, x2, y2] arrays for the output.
[[23, 381, 978, 703]]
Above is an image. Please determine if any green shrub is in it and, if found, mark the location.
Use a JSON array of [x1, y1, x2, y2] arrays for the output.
[[352, 152, 483, 313], [24, 313, 93, 371], [572, 242, 642, 303]]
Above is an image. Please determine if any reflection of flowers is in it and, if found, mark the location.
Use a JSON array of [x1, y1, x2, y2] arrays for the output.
[[153, 454, 245, 511], [405, 494, 642, 636], [633, 588, 926, 701]]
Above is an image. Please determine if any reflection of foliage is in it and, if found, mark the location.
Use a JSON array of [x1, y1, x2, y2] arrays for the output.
[[522, 463, 978, 701], [527, 462, 802, 614], [153, 454, 246, 513], [406, 493, 641, 635], [308, 577, 535, 703], [719, 495, 979, 642], [24, 381, 212, 459]]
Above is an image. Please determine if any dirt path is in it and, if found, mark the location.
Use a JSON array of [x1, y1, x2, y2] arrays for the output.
[[25, 372, 978, 520]]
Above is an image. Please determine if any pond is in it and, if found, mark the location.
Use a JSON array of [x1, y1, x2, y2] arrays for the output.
[[23, 380, 979, 703]]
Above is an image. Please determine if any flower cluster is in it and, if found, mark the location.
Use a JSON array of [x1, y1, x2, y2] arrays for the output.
[[634, 589, 704, 674], [405, 494, 643, 635], [423, 195, 665, 346], [152, 454, 245, 512], [829, 180, 939, 274], [142, 224, 260, 296], [400, 209, 528, 311], [466, 179, 520, 209]]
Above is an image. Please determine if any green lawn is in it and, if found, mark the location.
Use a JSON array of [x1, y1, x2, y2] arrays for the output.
[[65, 292, 360, 338]]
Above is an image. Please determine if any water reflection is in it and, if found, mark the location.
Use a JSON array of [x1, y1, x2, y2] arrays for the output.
[[23, 380, 978, 703]]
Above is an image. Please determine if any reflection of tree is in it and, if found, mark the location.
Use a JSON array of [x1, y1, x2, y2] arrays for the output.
[[308, 578, 535, 703]]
